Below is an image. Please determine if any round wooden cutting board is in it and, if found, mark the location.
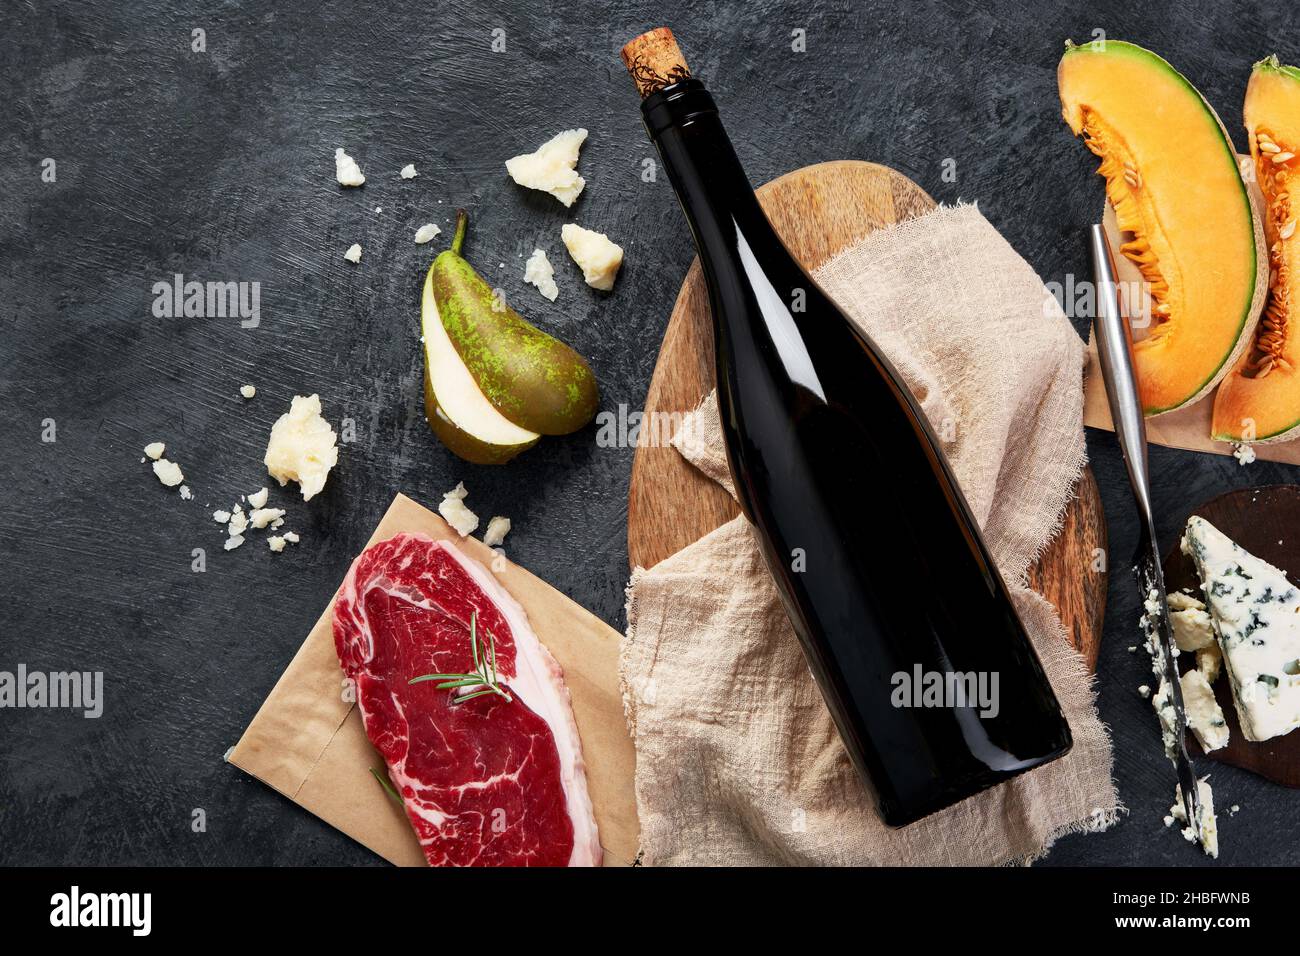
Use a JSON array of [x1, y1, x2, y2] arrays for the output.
[[626, 160, 1106, 668], [1163, 484, 1300, 787]]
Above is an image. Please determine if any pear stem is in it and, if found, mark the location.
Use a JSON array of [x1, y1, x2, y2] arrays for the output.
[[450, 209, 468, 255]]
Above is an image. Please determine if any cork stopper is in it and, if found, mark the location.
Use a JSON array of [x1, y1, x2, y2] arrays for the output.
[[621, 27, 692, 98]]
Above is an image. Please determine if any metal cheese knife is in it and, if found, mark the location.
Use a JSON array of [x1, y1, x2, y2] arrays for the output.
[[1088, 224, 1202, 837]]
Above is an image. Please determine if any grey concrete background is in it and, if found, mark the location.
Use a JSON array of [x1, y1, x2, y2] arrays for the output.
[[3, 0, 1299, 865]]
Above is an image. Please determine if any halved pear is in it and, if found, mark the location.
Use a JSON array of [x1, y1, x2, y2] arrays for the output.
[[421, 265, 541, 465], [429, 211, 599, 436]]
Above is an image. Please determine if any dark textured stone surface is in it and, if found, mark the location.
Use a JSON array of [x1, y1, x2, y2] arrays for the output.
[[2, 0, 1298, 866]]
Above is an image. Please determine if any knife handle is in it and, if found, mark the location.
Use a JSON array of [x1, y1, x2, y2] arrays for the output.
[[1090, 224, 1154, 519]]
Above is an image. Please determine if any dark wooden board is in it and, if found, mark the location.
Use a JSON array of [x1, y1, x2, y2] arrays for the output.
[[1164, 484, 1300, 787], [626, 160, 1106, 669]]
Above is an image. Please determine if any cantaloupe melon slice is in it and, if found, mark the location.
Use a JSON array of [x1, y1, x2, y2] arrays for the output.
[[1214, 56, 1300, 443], [1059, 40, 1267, 416]]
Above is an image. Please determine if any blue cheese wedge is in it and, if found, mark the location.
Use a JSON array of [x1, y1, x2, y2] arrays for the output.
[[1182, 515, 1300, 742]]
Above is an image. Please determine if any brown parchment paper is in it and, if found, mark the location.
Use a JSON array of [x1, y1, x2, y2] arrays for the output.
[[228, 493, 639, 867], [1083, 182, 1300, 465]]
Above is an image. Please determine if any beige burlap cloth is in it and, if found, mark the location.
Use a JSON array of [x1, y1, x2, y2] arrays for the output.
[[622, 203, 1120, 866]]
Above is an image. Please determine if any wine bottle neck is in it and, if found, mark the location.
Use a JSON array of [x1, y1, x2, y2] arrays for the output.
[[642, 80, 772, 248]]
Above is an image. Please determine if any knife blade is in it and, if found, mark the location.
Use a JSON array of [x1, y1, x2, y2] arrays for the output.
[[1088, 223, 1202, 838]]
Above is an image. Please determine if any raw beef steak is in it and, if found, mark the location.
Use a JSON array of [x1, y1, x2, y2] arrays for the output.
[[333, 532, 601, 866]]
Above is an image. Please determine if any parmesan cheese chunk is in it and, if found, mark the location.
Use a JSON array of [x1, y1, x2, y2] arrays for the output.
[[268, 536, 287, 553], [505, 129, 587, 207], [335, 148, 365, 187], [240, 384, 256, 399], [399, 164, 418, 179], [343, 243, 362, 263], [414, 223, 441, 244], [483, 515, 512, 547], [264, 394, 338, 502], [247, 487, 269, 509], [249, 507, 286, 529], [144, 442, 165, 460], [152, 459, 184, 487], [524, 248, 559, 301], [561, 223, 623, 291], [438, 481, 478, 537]]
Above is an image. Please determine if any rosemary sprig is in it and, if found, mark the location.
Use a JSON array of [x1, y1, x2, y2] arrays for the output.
[[408, 612, 513, 705], [370, 767, 402, 805]]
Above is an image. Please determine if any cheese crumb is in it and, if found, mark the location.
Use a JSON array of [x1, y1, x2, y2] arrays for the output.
[[284, 531, 300, 543], [144, 442, 165, 460], [561, 223, 623, 291], [343, 243, 362, 263], [227, 507, 248, 538], [240, 384, 256, 399], [334, 148, 365, 187], [179, 485, 193, 500], [264, 394, 339, 501], [268, 536, 286, 553], [1233, 442, 1256, 465], [224, 535, 245, 551], [483, 516, 512, 547], [212, 509, 231, 523], [414, 223, 442, 244], [505, 129, 587, 207], [524, 249, 559, 301], [247, 487, 269, 509], [248, 507, 286, 529], [400, 164, 418, 179], [438, 481, 479, 536], [152, 459, 185, 487]]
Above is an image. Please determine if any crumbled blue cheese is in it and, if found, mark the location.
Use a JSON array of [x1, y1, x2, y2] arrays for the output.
[[1169, 777, 1219, 858], [335, 148, 365, 187], [1233, 443, 1256, 466], [1181, 669, 1229, 752], [1171, 606, 1216, 651], [1183, 515, 1300, 742], [1151, 679, 1179, 760]]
